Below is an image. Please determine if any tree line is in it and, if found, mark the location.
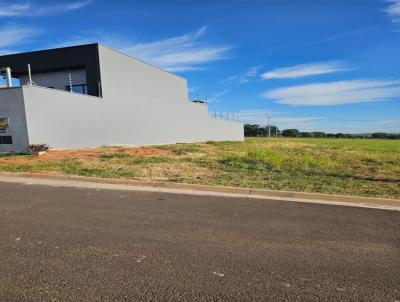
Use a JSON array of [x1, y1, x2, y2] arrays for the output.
[[244, 124, 400, 139]]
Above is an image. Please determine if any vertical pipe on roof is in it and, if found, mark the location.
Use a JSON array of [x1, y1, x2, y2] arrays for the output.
[[5, 67, 12, 88], [27, 64, 33, 85], [68, 71, 73, 92]]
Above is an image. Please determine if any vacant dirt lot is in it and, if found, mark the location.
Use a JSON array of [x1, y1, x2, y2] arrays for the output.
[[1, 138, 399, 198]]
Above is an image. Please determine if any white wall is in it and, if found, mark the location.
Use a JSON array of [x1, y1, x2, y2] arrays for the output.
[[22, 87, 243, 149], [97, 45, 243, 144], [20, 45, 243, 150], [20, 69, 87, 91], [0, 88, 29, 153]]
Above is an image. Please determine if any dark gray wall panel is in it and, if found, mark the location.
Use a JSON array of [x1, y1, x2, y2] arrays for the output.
[[0, 44, 101, 97]]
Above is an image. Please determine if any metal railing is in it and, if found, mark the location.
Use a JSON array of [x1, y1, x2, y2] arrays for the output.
[[209, 111, 242, 123]]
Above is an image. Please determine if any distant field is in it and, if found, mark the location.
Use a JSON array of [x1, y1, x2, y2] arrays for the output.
[[1, 138, 399, 198]]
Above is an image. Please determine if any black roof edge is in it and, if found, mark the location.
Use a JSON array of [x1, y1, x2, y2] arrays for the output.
[[0, 43, 99, 59]]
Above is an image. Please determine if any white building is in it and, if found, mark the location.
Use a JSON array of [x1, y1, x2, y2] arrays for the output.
[[0, 44, 243, 153]]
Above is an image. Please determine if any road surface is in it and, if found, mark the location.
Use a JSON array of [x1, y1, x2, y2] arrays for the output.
[[0, 181, 399, 301]]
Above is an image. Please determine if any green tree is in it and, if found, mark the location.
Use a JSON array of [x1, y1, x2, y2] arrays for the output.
[[282, 129, 300, 137], [244, 124, 280, 137]]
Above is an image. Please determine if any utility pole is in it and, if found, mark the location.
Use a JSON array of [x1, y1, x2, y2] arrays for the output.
[[266, 113, 271, 138]]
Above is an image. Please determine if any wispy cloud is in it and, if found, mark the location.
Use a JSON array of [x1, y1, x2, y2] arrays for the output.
[[383, 0, 400, 23], [123, 27, 231, 72], [188, 86, 199, 94], [236, 109, 322, 130], [50, 32, 102, 49], [260, 61, 352, 80], [52, 26, 232, 72], [376, 118, 400, 125], [272, 117, 322, 123], [235, 109, 283, 124], [220, 66, 262, 85], [0, 24, 39, 51], [273, 117, 323, 131], [315, 118, 400, 133], [0, 49, 13, 55], [207, 89, 231, 103], [316, 29, 366, 43], [0, 2, 29, 16], [0, 0, 94, 17], [263, 79, 400, 106]]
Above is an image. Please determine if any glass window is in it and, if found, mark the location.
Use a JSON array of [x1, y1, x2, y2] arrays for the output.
[[0, 136, 13, 144], [65, 84, 87, 94]]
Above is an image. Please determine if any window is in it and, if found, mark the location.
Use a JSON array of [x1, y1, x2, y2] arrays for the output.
[[0, 136, 12, 144], [65, 84, 87, 94]]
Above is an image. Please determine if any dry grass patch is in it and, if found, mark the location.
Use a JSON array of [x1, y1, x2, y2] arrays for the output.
[[1, 138, 399, 198]]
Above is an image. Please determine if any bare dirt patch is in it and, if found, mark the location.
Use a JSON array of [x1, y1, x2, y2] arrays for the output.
[[0, 147, 173, 165]]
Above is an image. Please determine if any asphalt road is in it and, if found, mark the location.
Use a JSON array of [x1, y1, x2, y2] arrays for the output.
[[0, 181, 399, 301]]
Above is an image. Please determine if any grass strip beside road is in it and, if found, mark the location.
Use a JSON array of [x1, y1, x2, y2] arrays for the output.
[[1, 138, 399, 199]]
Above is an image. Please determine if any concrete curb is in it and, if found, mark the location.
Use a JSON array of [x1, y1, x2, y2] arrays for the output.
[[0, 171, 399, 211]]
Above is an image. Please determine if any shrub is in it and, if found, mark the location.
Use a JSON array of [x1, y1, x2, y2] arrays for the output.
[[28, 144, 49, 153]]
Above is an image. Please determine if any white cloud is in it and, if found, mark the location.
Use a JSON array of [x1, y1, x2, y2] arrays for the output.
[[315, 118, 400, 133], [207, 89, 231, 103], [245, 66, 261, 77], [384, 0, 400, 23], [220, 75, 239, 84], [273, 117, 323, 131], [376, 118, 400, 126], [261, 61, 352, 80], [316, 29, 366, 43], [0, 24, 39, 50], [50, 34, 100, 49], [0, 0, 94, 16], [52, 27, 232, 73], [0, 3, 29, 16], [0, 49, 14, 55], [236, 109, 323, 130], [220, 66, 262, 85], [263, 79, 400, 106], [188, 86, 199, 93], [213, 90, 230, 98], [273, 117, 323, 123], [234, 109, 282, 123], [65, 0, 93, 10], [123, 27, 231, 72]]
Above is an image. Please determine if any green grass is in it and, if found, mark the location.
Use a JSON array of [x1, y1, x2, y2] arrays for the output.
[[60, 158, 139, 178], [1, 138, 399, 198]]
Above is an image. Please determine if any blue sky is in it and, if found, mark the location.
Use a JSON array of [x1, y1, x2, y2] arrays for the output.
[[0, 0, 399, 133]]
